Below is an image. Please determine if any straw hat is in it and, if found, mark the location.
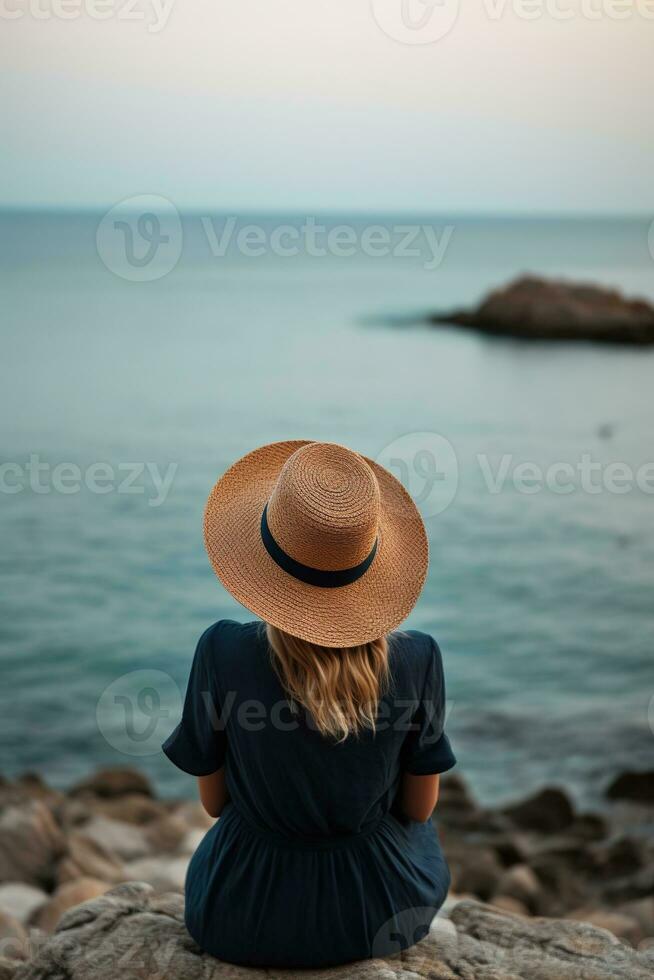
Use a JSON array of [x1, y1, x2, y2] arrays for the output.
[[203, 440, 428, 647]]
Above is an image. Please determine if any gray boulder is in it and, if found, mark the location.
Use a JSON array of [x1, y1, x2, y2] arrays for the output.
[[502, 786, 575, 834], [0, 958, 21, 980], [0, 886, 46, 927], [0, 909, 28, 960], [0, 801, 65, 890], [10, 882, 654, 980], [68, 768, 154, 801]]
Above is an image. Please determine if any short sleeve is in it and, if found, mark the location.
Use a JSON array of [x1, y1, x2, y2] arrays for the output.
[[402, 637, 456, 776], [162, 627, 227, 776]]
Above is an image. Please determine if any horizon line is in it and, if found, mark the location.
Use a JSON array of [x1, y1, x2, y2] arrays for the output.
[[0, 204, 651, 222]]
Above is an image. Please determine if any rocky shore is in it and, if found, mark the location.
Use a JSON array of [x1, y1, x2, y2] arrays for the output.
[[0, 767, 653, 978], [430, 276, 654, 344]]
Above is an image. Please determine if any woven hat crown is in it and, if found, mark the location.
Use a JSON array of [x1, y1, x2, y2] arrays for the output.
[[266, 443, 381, 573]]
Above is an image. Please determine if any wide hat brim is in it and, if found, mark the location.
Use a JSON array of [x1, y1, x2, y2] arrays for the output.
[[203, 440, 428, 647]]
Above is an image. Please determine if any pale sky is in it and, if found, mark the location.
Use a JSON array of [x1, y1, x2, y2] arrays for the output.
[[1, 0, 652, 212]]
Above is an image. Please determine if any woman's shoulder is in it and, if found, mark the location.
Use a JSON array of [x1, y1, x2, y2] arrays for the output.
[[200, 618, 261, 643], [194, 619, 264, 670], [390, 627, 440, 654], [388, 628, 443, 681]]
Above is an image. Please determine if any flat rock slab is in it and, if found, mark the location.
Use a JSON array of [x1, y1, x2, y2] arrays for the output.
[[7, 882, 654, 980]]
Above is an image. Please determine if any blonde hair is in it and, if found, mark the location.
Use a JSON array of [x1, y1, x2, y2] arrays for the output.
[[266, 624, 389, 741]]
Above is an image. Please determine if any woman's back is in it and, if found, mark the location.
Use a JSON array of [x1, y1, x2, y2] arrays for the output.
[[163, 618, 455, 967]]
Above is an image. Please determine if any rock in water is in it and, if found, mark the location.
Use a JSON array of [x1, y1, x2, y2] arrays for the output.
[[9, 882, 654, 980], [431, 276, 654, 344], [69, 768, 154, 800], [606, 771, 654, 803], [503, 787, 575, 834]]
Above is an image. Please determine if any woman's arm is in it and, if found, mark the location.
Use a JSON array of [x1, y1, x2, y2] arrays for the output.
[[197, 768, 228, 818], [399, 772, 440, 822]]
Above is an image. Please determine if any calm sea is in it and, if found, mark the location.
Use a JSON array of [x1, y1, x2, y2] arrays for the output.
[[1, 210, 653, 807]]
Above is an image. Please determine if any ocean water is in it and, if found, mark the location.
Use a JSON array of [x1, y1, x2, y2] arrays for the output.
[[1, 210, 653, 808]]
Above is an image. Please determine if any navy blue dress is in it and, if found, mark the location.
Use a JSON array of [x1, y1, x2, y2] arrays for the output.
[[162, 619, 456, 969]]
